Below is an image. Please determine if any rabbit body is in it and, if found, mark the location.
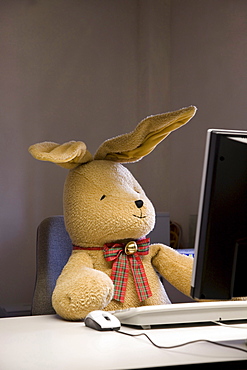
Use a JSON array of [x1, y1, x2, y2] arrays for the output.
[[29, 106, 196, 320]]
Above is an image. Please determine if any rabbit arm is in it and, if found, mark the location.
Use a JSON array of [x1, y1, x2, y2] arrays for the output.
[[151, 244, 193, 298], [52, 251, 114, 320]]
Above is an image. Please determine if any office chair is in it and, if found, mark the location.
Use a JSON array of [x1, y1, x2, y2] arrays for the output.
[[32, 216, 72, 315]]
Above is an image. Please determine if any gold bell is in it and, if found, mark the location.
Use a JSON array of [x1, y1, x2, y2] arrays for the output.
[[125, 241, 138, 255]]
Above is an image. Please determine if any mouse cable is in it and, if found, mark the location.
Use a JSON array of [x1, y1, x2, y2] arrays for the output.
[[115, 329, 247, 354]]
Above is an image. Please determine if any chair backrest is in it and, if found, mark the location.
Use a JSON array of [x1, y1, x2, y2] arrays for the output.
[[32, 216, 72, 315]]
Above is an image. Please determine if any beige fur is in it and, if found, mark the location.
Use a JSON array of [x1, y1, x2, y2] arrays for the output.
[[29, 106, 197, 321]]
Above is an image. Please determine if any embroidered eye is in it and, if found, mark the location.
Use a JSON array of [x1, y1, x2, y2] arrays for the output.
[[134, 187, 141, 194], [100, 195, 106, 201]]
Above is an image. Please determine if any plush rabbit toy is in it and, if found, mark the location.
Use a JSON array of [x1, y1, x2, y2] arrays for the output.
[[29, 106, 197, 320]]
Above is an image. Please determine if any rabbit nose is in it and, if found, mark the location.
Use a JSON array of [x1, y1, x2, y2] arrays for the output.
[[135, 200, 143, 209]]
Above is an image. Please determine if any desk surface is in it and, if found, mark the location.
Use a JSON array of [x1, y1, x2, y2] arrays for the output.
[[0, 315, 246, 370]]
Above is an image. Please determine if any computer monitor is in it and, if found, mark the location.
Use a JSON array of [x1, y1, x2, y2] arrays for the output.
[[191, 129, 247, 300]]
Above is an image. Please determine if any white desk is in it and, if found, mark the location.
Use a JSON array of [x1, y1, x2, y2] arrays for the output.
[[0, 315, 246, 370]]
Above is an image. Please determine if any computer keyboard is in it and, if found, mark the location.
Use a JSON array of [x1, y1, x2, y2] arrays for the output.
[[111, 301, 247, 329]]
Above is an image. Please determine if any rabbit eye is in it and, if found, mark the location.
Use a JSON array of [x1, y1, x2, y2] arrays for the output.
[[100, 195, 106, 201]]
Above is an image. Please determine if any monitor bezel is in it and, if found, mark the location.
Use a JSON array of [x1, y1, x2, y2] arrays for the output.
[[191, 128, 247, 300]]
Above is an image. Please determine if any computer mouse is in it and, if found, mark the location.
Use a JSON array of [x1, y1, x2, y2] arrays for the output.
[[84, 310, 121, 331]]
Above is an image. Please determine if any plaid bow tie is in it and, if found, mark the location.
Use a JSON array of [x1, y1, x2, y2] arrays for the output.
[[103, 238, 152, 303]]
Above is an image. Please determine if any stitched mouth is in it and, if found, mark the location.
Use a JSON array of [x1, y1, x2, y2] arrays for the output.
[[133, 215, 147, 219], [133, 210, 147, 219]]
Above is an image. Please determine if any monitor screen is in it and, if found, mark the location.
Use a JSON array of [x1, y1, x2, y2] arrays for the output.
[[191, 129, 247, 300]]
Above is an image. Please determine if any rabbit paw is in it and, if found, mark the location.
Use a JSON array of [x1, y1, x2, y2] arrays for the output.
[[52, 269, 114, 320]]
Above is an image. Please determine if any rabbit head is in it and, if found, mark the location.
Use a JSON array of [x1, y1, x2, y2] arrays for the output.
[[29, 106, 197, 247], [63, 159, 155, 246]]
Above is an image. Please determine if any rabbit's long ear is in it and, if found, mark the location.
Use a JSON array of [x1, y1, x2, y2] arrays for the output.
[[29, 141, 93, 169], [94, 106, 197, 162]]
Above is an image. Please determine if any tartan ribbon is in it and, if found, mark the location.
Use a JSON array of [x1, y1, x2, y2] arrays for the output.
[[103, 238, 152, 303], [73, 246, 103, 251]]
